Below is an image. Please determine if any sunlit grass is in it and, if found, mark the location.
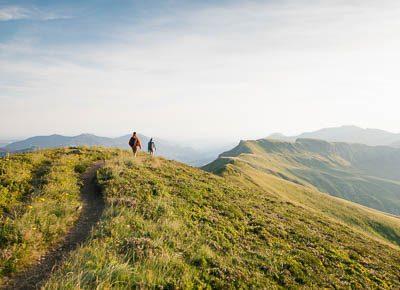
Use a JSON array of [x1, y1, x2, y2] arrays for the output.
[[0, 147, 115, 283], [45, 151, 400, 289]]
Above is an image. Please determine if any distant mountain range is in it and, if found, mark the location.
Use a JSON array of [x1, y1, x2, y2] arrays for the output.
[[2, 125, 400, 163], [0, 133, 222, 165], [268, 125, 400, 147], [0, 139, 14, 148]]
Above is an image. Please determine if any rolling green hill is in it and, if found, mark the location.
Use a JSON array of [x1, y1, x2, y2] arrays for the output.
[[205, 138, 400, 216], [1, 148, 400, 288]]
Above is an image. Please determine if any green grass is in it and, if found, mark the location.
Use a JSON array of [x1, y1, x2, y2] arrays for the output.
[[214, 159, 400, 247], [44, 151, 400, 289], [1, 147, 400, 288], [204, 138, 400, 215], [0, 147, 113, 283]]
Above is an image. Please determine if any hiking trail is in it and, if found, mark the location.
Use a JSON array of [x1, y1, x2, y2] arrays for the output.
[[4, 162, 105, 290]]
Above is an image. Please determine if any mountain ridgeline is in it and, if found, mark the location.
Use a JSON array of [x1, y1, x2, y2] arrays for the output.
[[269, 125, 400, 147], [392, 140, 400, 148], [205, 138, 400, 216], [0, 134, 217, 166]]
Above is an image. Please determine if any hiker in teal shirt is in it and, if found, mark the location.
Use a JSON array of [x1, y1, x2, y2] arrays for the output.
[[148, 138, 156, 156]]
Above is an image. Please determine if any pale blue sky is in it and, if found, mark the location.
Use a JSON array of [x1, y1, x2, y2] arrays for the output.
[[1, 0, 400, 141]]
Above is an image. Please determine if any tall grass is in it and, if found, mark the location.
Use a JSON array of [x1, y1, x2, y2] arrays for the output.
[[45, 152, 400, 289], [0, 147, 113, 283]]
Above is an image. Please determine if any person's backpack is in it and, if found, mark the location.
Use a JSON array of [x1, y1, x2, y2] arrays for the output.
[[129, 137, 136, 147], [148, 141, 154, 151]]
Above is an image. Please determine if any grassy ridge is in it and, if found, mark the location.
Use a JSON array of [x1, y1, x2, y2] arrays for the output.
[[45, 152, 400, 289], [0, 147, 111, 283], [207, 138, 400, 215]]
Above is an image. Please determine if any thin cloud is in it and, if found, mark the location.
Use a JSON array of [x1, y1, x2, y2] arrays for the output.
[[0, 6, 28, 21], [0, 6, 69, 21]]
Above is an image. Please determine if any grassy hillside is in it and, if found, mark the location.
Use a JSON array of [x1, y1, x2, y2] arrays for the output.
[[205, 138, 400, 215], [2, 148, 400, 288], [42, 151, 399, 288], [0, 147, 114, 284]]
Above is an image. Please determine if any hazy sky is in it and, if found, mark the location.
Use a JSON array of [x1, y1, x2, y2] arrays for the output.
[[1, 0, 400, 141]]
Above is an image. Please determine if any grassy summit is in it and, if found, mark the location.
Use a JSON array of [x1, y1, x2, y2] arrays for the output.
[[1, 148, 400, 288]]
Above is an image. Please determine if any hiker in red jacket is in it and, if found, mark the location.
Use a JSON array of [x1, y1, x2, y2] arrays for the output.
[[128, 132, 142, 157]]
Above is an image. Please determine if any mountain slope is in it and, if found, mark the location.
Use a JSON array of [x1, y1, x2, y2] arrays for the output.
[[0, 147, 113, 285], [269, 125, 400, 146], [45, 150, 400, 288], [204, 138, 400, 216], [1, 148, 400, 288]]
